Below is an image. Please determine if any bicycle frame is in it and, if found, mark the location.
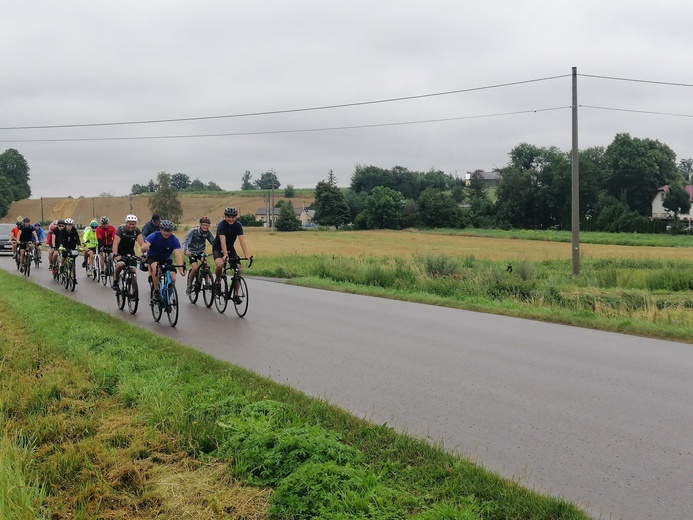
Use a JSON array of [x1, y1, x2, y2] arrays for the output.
[[150, 261, 184, 327]]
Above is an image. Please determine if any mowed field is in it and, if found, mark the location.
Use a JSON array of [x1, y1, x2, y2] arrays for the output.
[[245, 227, 693, 262]]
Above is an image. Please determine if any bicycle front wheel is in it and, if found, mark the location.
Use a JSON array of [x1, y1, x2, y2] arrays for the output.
[[150, 285, 162, 322], [187, 271, 199, 304], [201, 271, 214, 308], [166, 284, 179, 327], [34, 249, 41, 268], [101, 258, 110, 286], [233, 276, 249, 318], [69, 260, 77, 292], [116, 276, 126, 310], [127, 276, 139, 315], [214, 276, 228, 314]]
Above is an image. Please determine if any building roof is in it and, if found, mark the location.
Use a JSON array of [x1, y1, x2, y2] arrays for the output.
[[655, 185, 693, 201]]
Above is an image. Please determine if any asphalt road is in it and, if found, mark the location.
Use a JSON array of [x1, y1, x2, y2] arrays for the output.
[[3, 256, 692, 520]]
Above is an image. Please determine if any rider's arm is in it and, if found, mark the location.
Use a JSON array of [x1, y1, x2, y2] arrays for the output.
[[138, 234, 149, 254], [237, 235, 249, 259], [112, 235, 120, 256], [174, 248, 185, 274]]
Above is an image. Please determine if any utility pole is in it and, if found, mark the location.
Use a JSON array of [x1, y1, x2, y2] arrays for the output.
[[40, 197, 44, 223], [269, 168, 275, 231], [571, 66, 580, 276]]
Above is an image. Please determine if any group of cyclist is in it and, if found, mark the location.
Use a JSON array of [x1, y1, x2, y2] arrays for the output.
[[7, 207, 249, 306]]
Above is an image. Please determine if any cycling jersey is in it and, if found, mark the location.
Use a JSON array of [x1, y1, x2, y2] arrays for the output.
[[182, 227, 214, 255], [213, 219, 244, 256], [96, 224, 117, 248], [115, 225, 142, 256], [83, 227, 98, 249], [145, 231, 181, 262], [56, 227, 80, 250]]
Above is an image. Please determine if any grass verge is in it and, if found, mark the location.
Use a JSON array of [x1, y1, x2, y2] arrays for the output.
[[0, 270, 589, 519]]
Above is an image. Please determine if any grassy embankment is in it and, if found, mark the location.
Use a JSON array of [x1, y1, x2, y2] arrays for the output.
[[243, 228, 693, 343], [0, 271, 589, 519]]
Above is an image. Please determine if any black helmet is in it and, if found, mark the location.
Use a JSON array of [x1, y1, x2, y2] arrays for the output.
[[100, 216, 109, 224], [160, 219, 174, 231], [223, 207, 238, 217], [199, 216, 211, 224]]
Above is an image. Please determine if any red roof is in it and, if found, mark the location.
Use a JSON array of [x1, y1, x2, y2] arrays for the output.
[[657, 185, 693, 201]]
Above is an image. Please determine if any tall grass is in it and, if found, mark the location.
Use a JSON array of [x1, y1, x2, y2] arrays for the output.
[[0, 435, 48, 519], [251, 254, 693, 341]]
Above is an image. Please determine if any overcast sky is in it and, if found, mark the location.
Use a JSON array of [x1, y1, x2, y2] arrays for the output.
[[2, 1, 692, 198]]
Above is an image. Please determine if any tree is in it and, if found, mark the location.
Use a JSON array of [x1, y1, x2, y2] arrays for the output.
[[678, 158, 693, 182], [0, 176, 12, 218], [189, 178, 205, 191], [170, 173, 191, 191], [206, 181, 223, 191], [468, 170, 487, 199], [130, 183, 151, 195], [148, 172, 183, 223], [254, 171, 280, 190], [663, 183, 692, 224], [284, 184, 295, 198], [313, 171, 350, 228], [416, 188, 462, 228], [360, 186, 403, 229], [275, 201, 301, 231], [241, 171, 254, 190], [0, 148, 31, 200], [604, 133, 679, 216]]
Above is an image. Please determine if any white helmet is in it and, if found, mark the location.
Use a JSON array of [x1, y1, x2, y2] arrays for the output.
[[64, 218, 75, 225], [125, 214, 138, 222]]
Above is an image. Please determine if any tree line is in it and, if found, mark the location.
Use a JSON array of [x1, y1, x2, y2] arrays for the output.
[[0, 149, 31, 218], [131, 173, 224, 195], [307, 133, 692, 233]]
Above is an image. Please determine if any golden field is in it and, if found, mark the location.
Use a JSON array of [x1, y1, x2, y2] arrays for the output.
[[244, 227, 693, 262]]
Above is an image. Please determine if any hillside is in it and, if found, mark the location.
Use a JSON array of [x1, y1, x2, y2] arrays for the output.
[[3, 191, 315, 227]]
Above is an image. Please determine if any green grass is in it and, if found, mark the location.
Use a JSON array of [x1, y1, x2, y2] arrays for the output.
[[422, 228, 693, 248], [249, 254, 693, 342], [0, 270, 589, 519]]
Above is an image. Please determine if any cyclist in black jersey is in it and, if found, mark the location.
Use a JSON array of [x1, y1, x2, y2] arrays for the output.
[[111, 214, 149, 290]]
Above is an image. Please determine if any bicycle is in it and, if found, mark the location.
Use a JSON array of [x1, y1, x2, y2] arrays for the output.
[[214, 256, 253, 317], [19, 244, 33, 277], [149, 261, 186, 327], [100, 247, 114, 287], [83, 248, 99, 281], [58, 246, 79, 292], [187, 252, 215, 308], [115, 254, 141, 315], [33, 243, 42, 268]]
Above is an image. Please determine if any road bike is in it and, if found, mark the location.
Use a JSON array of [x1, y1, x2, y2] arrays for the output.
[[115, 254, 141, 314], [214, 256, 252, 317], [149, 261, 185, 327], [33, 243, 42, 268], [83, 248, 99, 281], [186, 252, 214, 308], [19, 245, 33, 277], [58, 246, 79, 292], [100, 247, 114, 287]]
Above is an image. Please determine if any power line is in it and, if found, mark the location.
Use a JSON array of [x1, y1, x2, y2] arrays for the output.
[[0, 107, 569, 143], [0, 75, 570, 131], [578, 74, 693, 88], [581, 105, 693, 118]]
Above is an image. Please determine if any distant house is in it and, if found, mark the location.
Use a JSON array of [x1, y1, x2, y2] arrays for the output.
[[651, 185, 693, 223], [255, 206, 315, 227], [464, 170, 500, 188]]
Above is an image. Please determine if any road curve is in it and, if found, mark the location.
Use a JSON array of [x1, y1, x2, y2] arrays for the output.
[[3, 257, 692, 520]]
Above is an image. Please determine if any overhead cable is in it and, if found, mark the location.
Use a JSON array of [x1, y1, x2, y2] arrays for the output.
[[0, 107, 569, 143], [0, 75, 570, 131]]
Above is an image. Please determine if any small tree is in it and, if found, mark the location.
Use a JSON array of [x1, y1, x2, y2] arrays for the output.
[[284, 184, 296, 198], [361, 186, 403, 229], [241, 170, 254, 190], [313, 171, 350, 228], [663, 183, 692, 226], [275, 201, 301, 231], [149, 171, 183, 223], [254, 171, 281, 190]]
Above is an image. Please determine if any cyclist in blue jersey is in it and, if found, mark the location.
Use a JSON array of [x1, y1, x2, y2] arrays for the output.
[[145, 219, 185, 301]]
